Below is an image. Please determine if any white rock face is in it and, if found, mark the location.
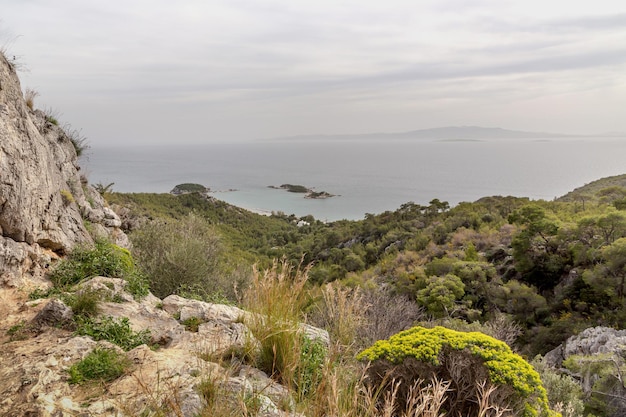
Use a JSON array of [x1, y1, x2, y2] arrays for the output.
[[0, 53, 128, 285], [0, 277, 323, 416]]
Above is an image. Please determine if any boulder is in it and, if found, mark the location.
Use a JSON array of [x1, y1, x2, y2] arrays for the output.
[[543, 326, 626, 368]]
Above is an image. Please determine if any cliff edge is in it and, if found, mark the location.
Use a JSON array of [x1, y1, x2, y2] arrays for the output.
[[0, 53, 127, 287]]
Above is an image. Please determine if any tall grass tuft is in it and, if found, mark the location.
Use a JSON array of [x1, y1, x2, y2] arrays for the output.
[[24, 88, 39, 110], [310, 283, 368, 350], [242, 258, 317, 399]]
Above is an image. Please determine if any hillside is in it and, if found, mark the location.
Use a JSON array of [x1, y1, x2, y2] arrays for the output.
[[557, 173, 626, 206], [3, 47, 626, 416]]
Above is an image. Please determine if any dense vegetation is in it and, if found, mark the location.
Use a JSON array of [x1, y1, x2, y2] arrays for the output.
[[100, 174, 626, 416]]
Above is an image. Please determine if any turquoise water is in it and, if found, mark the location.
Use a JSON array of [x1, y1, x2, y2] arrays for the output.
[[83, 137, 626, 221]]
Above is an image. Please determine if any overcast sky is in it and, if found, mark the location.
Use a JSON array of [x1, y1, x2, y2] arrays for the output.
[[1, 0, 626, 145]]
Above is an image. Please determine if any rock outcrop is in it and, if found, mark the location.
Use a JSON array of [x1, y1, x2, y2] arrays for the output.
[[0, 52, 127, 287], [0, 52, 328, 416], [543, 326, 626, 369], [0, 277, 322, 416]]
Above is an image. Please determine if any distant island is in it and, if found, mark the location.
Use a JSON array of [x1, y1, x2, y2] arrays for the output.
[[170, 183, 210, 196], [268, 184, 336, 199], [264, 126, 622, 142]]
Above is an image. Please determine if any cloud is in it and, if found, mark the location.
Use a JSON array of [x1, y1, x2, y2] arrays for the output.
[[1, 0, 625, 142]]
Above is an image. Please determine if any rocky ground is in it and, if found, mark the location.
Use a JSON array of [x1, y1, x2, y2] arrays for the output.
[[0, 277, 326, 416]]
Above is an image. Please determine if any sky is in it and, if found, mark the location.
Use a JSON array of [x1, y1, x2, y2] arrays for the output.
[[1, 0, 626, 145]]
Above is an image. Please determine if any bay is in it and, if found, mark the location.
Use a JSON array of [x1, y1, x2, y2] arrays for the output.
[[82, 137, 626, 221]]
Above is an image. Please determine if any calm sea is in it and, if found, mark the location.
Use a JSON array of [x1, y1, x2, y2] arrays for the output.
[[82, 137, 626, 221]]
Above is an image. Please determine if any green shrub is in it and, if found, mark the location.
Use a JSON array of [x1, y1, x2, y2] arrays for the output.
[[182, 316, 203, 332], [131, 213, 226, 299], [46, 115, 59, 125], [124, 271, 150, 300], [60, 189, 74, 206], [532, 356, 584, 417], [68, 347, 128, 384], [357, 326, 558, 417], [563, 353, 626, 417], [75, 315, 151, 351], [65, 288, 102, 317], [49, 239, 136, 288], [294, 335, 327, 399]]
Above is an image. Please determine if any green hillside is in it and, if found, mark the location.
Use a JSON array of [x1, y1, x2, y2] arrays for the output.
[[104, 175, 626, 416]]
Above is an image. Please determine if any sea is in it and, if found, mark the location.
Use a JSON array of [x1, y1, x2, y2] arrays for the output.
[[81, 137, 626, 222]]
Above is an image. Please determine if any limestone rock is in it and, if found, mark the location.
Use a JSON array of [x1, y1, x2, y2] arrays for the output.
[[0, 52, 129, 283], [543, 326, 626, 368], [31, 298, 74, 329], [0, 272, 327, 416]]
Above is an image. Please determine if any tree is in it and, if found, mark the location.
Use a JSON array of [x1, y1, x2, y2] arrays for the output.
[[509, 205, 567, 290], [602, 237, 626, 301], [494, 280, 548, 325]]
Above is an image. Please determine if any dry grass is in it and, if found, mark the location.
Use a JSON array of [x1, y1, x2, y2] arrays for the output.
[[242, 258, 311, 389], [111, 261, 531, 416], [310, 283, 368, 349], [24, 88, 38, 110]]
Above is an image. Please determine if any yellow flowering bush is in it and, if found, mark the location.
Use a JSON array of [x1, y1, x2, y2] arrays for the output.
[[358, 326, 559, 417]]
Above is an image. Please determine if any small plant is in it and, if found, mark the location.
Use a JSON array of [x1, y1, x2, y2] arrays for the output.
[[6, 321, 35, 341], [65, 288, 102, 317], [124, 272, 150, 300], [196, 376, 219, 408], [62, 123, 89, 157], [60, 189, 74, 206], [24, 88, 39, 110], [68, 347, 129, 384], [240, 392, 263, 416], [46, 115, 59, 125], [75, 315, 151, 351], [294, 335, 327, 399], [182, 316, 203, 332], [94, 182, 115, 195], [110, 293, 125, 303], [28, 287, 59, 300], [49, 239, 136, 289]]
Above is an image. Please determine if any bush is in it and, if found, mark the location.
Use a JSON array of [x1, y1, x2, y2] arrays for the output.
[[294, 335, 327, 398], [124, 272, 150, 300], [68, 347, 128, 384], [75, 315, 151, 351], [50, 239, 135, 288], [131, 213, 228, 299], [563, 353, 626, 417], [532, 356, 584, 417], [357, 326, 558, 417]]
